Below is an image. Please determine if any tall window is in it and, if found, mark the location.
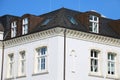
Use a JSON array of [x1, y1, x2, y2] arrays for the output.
[[108, 53, 116, 75], [8, 54, 14, 78], [90, 50, 99, 73], [22, 18, 28, 35], [11, 21, 17, 37], [18, 51, 26, 76], [35, 47, 47, 73], [89, 15, 99, 33]]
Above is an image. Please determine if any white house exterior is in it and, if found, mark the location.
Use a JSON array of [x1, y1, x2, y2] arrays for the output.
[[0, 8, 120, 80]]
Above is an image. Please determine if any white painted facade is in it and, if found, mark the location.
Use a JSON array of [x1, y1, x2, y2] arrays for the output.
[[1, 27, 120, 80]]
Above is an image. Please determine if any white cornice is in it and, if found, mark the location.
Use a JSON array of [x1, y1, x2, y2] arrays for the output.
[[3, 27, 120, 48]]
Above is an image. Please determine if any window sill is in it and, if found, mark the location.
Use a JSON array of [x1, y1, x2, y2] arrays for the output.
[[5, 77, 14, 80], [88, 72, 103, 78], [16, 75, 26, 78], [106, 75, 119, 79], [32, 71, 49, 76]]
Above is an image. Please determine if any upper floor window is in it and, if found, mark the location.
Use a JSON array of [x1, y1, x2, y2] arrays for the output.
[[89, 15, 99, 33], [11, 21, 17, 37], [34, 46, 48, 73], [107, 53, 116, 75], [7, 54, 14, 78], [68, 16, 78, 25], [22, 18, 28, 35], [18, 51, 26, 76], [90, 50, 100, 73]]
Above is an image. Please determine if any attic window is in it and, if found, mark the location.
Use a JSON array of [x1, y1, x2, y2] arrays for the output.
[[89, 15, 99, 33], [41, 19, 51, 26], [68, 16, 78, 25]]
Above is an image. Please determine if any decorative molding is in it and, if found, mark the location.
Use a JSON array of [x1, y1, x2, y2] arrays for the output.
[[3, 27, 120, 48]]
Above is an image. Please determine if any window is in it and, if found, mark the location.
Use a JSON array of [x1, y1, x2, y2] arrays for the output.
[[107, 53, 116, 75], [90, 50, 100, 73], [18, 51, 26, 76], [89, 15, 99, 33], [7, 54, 14, 78], [68, 16, 78, 25], [35, 47, 48, 73], [41, 19, 51, 26], [11, 21, 17, 37], [22, 18, 28, 35]]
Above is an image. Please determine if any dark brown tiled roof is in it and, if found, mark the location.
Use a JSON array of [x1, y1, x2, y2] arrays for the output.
[[0, 23, 4, 31], [0, 8, 120, 40]]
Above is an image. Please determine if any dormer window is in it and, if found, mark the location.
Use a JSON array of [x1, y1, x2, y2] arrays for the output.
[[22, 18, 28, 35], [68, 16, 78, 25], [89, 15, 99, 33], [11, 21, 17, 38]]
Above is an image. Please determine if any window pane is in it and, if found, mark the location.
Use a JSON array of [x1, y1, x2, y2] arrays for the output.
[[111, 54, 115, 60], [41, 47, 47, 55], [94, 51, 98, 58], [94, 16, 97, 21], [89, 15, 93, 20], [108, 54, 111, 60], [91, 50, 93, 57], [41, 57, 45, 70]]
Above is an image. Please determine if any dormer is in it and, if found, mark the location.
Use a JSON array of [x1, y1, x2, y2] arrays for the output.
[[21, 14, 43, 35], [22, 17, 28, 35], [75, 10, 101, 33], [10, 17, 21, 38]]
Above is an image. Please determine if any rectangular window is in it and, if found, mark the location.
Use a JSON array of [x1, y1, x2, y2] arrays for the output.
[[89, 15, 99, 33], [18, 51, 26, 76], [108, 53, 116, 75], [11, 21, 17, 37], [35, 47, 48, 73], [90, 50, 99, 73], [22, 18, 28, 35], [7, 54, 14, 78]]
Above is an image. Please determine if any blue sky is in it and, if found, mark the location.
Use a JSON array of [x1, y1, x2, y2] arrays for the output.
[[0, 0, 120, 19]]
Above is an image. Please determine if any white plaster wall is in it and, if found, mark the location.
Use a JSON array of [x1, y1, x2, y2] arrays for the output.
[[3, 36, 64, 80], [2, 35, 120, 80], [66, 37, 120, 80], [0, 48, 2, 80]]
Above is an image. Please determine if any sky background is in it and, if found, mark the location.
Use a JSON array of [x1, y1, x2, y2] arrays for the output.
[[0, 0, 120, 19]]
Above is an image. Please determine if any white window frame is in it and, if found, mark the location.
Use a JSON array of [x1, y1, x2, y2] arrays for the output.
[[107, 52, 119, 78], [89, 49, 102, 76], [22, 18, 28, 35], [18, 51, 26, 76], [7, 53, 14, 78], [89, 15, 99, 33], [11, 21, 17, 37], [34, 46, 48, 74]]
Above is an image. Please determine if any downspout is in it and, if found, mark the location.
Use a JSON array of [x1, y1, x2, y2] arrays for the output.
[[1, 41, 4, 80], [63, 28, 66, 80]]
